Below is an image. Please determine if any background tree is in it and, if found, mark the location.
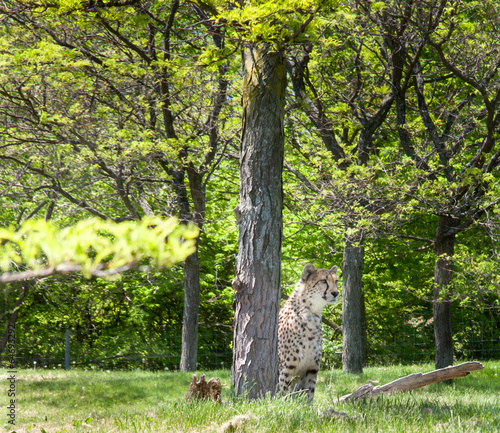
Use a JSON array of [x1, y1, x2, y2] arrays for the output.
[[388, 0, 500, 370], [0, 0, 235, 370], [285, 2, 399, 373], [1, 0, 499, 380], [284, 0, 500, 373]]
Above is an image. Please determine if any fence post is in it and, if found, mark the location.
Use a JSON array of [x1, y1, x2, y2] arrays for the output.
[[65, 329, 70, 370]]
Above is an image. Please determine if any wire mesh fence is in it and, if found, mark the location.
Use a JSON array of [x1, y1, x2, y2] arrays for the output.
[[2, 306, 499, 371], [2, 325, 233, 371], [322, 305, 500, 368]]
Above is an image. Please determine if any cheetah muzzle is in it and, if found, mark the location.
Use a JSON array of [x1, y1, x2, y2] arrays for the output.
[[278, 264, 339, 403]]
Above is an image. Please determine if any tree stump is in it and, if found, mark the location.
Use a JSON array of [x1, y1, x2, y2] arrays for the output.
[[185, 374, 222, 403]]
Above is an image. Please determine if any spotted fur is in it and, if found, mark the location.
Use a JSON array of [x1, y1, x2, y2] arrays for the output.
[[278, 264, 339, 403]]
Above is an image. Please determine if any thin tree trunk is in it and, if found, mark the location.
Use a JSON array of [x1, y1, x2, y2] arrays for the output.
[[0, 285, 28, 355], [180, 169, 205, 372], [180, 250, 200, 371], [433, 215, 456, 372], [360, 291, 367, 365], [154, 0, 202, 372], [231, 44, 286, 400], [342, 232, 365, 374], [167, 168, 202, 372]]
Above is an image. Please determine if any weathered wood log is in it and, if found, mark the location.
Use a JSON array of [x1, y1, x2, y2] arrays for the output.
[[335, 361, 484, 404]]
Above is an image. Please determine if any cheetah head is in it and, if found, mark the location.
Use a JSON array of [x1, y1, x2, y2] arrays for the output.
[[300, 264, 340, 314]]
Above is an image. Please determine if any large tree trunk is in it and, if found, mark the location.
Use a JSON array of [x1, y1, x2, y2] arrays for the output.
[[231, 44, 286, 400], [433, 215, 456, 371], [342, 232, 365, 374]]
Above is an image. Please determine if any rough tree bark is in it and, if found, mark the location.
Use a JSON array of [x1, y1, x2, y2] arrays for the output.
[[341, 232, 365, 374], [433, 215, 456, 372], [231, 43, 286, 399]]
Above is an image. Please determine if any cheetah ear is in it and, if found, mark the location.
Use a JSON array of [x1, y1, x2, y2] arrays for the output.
[[329, 265, 338, 274], [301, 264, 317, 281]]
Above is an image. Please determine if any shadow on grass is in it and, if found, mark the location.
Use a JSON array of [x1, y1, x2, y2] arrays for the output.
[[26, 375, 150, 407], [19, 369, 233, 410]]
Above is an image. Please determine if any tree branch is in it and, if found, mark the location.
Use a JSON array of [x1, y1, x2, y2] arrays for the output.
[[286, 49, 347, 166], [284, 161, 320, 194], [0, 262, 138, 284], [98, 17, 152, 65], [51, 182, 117, 221]]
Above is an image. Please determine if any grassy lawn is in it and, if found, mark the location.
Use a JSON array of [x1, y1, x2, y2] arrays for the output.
[[2, 361, 499, 432]]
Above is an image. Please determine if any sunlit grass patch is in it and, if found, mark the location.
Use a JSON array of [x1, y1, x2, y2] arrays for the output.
[[4, 361, 500, 432]]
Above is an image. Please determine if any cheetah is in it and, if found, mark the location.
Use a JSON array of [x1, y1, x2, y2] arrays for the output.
[[278, 264, 339, 403]]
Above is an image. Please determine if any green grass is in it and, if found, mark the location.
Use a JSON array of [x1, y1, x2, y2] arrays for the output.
[[3, 361, 499, 432]]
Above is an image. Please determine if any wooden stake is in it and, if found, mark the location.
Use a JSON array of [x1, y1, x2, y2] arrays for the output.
[[335, 361, 484, 404]]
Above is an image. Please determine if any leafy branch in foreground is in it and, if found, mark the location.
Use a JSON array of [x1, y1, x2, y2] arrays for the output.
[[0, 217, 198, 283]]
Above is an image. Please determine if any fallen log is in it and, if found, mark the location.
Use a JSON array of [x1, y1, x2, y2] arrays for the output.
[[335, 361, 484, 404]]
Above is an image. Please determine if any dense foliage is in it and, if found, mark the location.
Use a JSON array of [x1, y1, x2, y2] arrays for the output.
[[1, 0, 499, 370]]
